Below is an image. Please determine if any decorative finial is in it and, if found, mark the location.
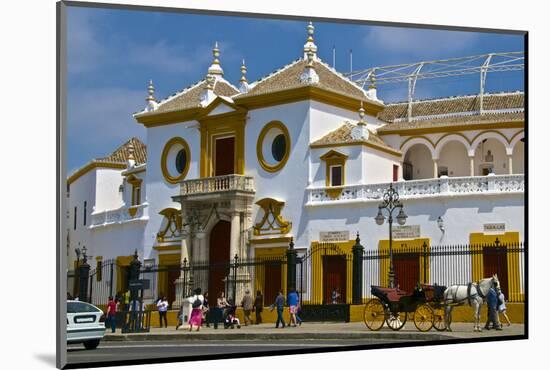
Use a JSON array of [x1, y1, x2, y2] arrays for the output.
[[369, 70, 377, 90], [366, 69, 382, 103], [200, 74, 217, 107], [239, 59, 249, 93], [145, 79, 158, 111], [207, 41, 224, 77], [357, 101, 366, 126], [303, 21, 318, 59], [300, 49, 319, 84], [128, 141, 135, 160]]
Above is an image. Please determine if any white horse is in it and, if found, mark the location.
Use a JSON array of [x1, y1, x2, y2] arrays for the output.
[[443, 274, 500, 332]]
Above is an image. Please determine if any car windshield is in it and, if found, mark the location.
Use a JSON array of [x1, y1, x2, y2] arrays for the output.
[[67, 301, 101, 314]]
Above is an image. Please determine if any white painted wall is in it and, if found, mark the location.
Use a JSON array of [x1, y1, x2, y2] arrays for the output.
[[90, 220, 147, 262], [94, 168, 124, 212], [304, 193, 524, 249], [143, 120, 201, 260], [68, 170, 96, 268], [363, 147, 401, 183]]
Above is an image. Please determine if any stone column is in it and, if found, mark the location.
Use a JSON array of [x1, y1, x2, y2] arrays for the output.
[[433, 158, 439, 178], [230, 212, 240, 260], [469, 156, 475, 177], [508, 155, 513, 175]]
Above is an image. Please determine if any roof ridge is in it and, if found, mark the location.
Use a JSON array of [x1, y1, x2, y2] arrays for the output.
[[246, 58, 303, 90], [385, 90, 524, 106], [314, 58, 368, 99]]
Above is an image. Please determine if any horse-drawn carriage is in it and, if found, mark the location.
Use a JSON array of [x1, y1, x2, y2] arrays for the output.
[[363, 275, 501, 332], [363, 283, 447, 332]]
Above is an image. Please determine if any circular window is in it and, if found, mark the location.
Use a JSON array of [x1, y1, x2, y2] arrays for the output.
[[257, 121, 290, 173], [175, 149, 187, 174], [161, 137, 191, 184]]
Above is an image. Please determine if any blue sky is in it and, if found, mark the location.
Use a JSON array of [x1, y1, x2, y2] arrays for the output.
[[66, 5, 525, 173]]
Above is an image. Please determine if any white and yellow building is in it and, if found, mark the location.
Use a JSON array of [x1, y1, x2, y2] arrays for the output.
[[67, 23, 524, 306]]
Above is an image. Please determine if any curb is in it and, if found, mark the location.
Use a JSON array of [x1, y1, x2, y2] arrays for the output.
[[104, 332, 451, 342]]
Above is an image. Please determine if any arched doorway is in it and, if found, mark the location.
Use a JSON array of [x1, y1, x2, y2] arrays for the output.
[[437, 141, 470, 177], [512, 139, 524, 174], [208, 221, 231, 297], [472, 138, 508, 175], [403, 143, 434, 180]]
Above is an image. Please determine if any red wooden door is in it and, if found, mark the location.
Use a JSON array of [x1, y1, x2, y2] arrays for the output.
[[323, 255, 347, 304], [264, 261, 282, 304], [215, 137, 235, 176], [394, 253, 419, 293], [209, 221, 231, 297], [483, 247, 509, 297]]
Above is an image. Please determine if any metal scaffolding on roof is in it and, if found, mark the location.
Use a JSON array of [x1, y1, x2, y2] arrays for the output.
[[345, 52, 524, 121]]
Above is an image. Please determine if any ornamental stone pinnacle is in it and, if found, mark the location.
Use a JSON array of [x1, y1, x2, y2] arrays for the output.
[[207, 41, 224, 78], [303, 21, 318, 59], [239, 59, 249, 93], [300, 50, 319, 85], [145, 79, 158, 111]]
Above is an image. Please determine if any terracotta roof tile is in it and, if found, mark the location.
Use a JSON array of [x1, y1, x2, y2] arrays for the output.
[[378, 92, 524, 122], [152, 79, 239, 114], [96, 137, 147, 165], [236, 58, 376, 103], [311, 122, 396, 151]]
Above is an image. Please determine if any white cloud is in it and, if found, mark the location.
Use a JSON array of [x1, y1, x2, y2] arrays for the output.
[[365, 26, 479, 59]]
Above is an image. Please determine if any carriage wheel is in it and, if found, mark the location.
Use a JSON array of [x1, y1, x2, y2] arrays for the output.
[[413, 304, 434, 332], [432, 306, 447, 332], [386, 310, 407, 331], [363, 299, 386, 331]]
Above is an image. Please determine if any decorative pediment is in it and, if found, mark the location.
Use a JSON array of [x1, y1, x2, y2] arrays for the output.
[[320, 149, 348, 161], [253, 198, 292, 236], [156, 207, 182, 242], [208, 102, 236, 116]]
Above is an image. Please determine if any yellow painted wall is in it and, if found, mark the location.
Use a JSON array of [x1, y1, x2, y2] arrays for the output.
[[253, 247, 287, 299], [309, 240, 354, 305], [377, 238, 430, 288], [469, 232, 522, 301]]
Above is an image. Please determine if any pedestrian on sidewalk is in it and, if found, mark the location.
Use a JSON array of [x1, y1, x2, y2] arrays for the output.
[[188, 288, 204, 332], [241, 289, 254, 326], [203, 291, 211, 328], [331, 287, 341, 304], [273, 290, 286, 328], [295, 291, 303, 326], [498, 291, 512, 326], [287, 288, 299, 327], [105, 296, 117, 333], [254, 290, 263, 325], [157, 296, 169, 328], [484, 287, 502, 330], [215, 291, 229, 329]]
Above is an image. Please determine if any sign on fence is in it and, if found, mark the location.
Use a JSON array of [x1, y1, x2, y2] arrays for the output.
[[392, 225, 421, 239], [320, 231, 350, 242], [129, 279, 150, 290]]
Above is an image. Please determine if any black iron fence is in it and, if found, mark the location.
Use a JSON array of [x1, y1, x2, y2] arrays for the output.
[[71, 238, 525, 310]]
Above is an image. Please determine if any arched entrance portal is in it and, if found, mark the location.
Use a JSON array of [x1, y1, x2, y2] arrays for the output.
[[209, 221, 231, 297]]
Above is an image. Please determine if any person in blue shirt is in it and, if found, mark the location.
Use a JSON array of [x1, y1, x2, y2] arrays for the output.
[[484, 287, 502, 330], [287, 288, 299, 327], [273, 290, 286, 328]]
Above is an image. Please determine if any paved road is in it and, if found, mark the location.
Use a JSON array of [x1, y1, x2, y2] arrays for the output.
[[67, 338, 417, 364]]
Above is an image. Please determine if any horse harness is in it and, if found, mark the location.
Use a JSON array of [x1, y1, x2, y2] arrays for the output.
[[452, 282, 486, 306]]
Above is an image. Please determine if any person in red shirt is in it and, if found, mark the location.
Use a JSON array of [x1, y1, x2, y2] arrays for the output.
[[106, 296, 117, 333]]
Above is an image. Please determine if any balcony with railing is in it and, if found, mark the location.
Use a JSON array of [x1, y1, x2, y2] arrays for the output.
[[179, 174, 255, 198], [306, 174, 524, 205], [89, 203, 148, 227]]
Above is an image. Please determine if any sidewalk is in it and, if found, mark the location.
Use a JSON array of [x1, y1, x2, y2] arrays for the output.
[[104, 322, 525, 342]]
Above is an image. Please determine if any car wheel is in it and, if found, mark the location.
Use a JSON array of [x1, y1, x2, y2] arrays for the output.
[[83, 339, 100, 350]]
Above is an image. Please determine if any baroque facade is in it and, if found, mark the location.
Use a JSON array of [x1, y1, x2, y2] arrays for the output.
[[67, 23, 524, 307]]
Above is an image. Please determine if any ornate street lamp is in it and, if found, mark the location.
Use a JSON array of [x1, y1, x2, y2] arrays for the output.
[[375, 183, 407, 288]]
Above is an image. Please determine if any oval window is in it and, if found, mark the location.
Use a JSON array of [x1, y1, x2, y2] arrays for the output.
[[175, 149, 187, 174], [271, 134, 286, 162]]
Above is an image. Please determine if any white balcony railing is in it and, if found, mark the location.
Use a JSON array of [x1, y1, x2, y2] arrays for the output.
[[307, 174, 524, 205], [89, 203, 148, 227], [180, 174, 255, 196]]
